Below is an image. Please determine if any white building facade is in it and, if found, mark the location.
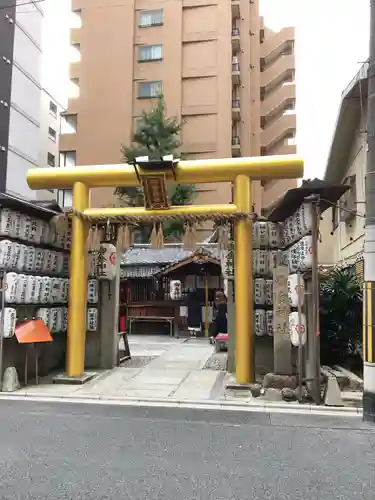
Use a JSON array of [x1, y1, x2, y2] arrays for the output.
[[1, 0, 69, 201]]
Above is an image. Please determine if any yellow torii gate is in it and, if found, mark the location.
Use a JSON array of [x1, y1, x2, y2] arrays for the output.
[[27, 155, 303, 384]]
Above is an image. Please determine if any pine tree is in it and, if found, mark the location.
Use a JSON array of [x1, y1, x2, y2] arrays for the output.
[[115, 95, 195, 241]]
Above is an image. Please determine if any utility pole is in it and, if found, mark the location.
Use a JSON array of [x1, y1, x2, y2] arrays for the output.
[[364, 0, 375, 422]]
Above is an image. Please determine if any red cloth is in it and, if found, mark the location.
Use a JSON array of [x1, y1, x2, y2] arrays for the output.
[[216, 333, 228, 341]]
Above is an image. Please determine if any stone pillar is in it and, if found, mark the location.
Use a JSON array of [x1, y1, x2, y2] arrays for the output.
[[273, 265, 292, 375], [98, 256, 121, 369]]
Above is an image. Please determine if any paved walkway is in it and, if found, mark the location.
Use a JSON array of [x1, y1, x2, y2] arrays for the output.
[[15, 336, 224, 401]]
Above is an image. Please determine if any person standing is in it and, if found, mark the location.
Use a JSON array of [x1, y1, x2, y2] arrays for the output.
[[210, 290, 227, 344]]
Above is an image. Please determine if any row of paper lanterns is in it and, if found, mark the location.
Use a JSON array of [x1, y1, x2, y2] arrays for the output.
[[1, 307, 98, 338], [0, 209, 71, 249], [254, 309, 307, 346], [0, 240, 69, 276], [4, 273, 100, 305]]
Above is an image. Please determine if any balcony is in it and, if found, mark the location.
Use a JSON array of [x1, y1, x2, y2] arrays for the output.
[[232, 27, 240, 53], [232, 61, 240, 84], [261, 27, 295, 65], [64, 97, 79, 115], [232, 136, 241, 156], [232, 99, 240, 120], [261, 112, 296, 152], [70, 27, 81, 45], [59, 133, 77, 152], [260, 55, 295, 93], [261, 83, 296, 120], [69, 61, 80, 80], [231, 0, 240, 19]]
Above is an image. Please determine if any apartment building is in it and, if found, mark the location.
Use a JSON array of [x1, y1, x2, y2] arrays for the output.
[[0, 0, 69, 201], [60, 0, 297, 219]]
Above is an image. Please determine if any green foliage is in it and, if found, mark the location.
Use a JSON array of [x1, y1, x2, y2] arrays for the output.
[[319, 266, 362, 371], [115, 95, 196, 241]]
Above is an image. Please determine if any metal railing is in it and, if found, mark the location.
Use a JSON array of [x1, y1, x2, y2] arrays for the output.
[[232, 100, 240, 109], [232, 136, 240, 146], [232, 62, 240, 72], [232, 28, 240, 37]]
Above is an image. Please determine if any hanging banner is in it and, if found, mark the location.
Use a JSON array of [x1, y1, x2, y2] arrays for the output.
[[220, 246, 234, 280], [97, 243, 117, 281]]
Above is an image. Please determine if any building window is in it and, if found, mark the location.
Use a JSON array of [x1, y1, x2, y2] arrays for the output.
[[61, 114, 77, 134], [139, 44, 162, 62], [47, 152, 55, 167], [57, 189, 73, 208], [48, 126, 57, 141], [139, 9, 163, 28], [60, 151, 76, 168], [138, 81, 163, 99], [49, 101, 57, 117]]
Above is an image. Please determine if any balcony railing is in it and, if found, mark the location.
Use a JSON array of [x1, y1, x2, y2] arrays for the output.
[[232, 28, 240, 37], [232, 100, 240, 109], [232, 62, 240, 72], [232, 136, 240, 146]]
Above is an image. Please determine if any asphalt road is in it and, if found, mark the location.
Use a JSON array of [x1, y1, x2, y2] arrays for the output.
[[0, 401, 374, 500]]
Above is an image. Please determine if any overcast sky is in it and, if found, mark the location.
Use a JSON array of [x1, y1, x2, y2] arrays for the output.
[[261, 0, 370, 179]]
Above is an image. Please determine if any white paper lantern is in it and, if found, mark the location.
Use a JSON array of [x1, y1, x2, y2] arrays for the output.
[[265, 280, 273, 306], [97, 244, 117, 281], [25, 246, 36, 273], [254, 278, 266, 305], [1, 308, 17, 338], [254, 309, 266, 336], [0, 209, 15, 237], [34, 248, 44, 273], [25, 276, 37, 304], [170, 280, 182, 300], [287, 273, 305, 307], [0, 240, 14, 269], [15, 274, 27, 304], [289, 311, 307, 347], [258, 222, 269, 248], [14, 212, 23, 238], [87, 308, 98, 331], [4, 272, 18, 303], [55, 308, 64, 332], [40, 277, 52, 304], [62, 278, 69, 302], [48, 308, 58, 332], [88, 279, 99, 303], [268, 222, 282, 248], [252, 222, 260, 249], [39, 220, 50, 244], [266, 310, 273, 337], [299, 235, 313, 271], [33, 276, 43, 303], [10, 242, 20, 270], [50, 278, 63, 303], [36, 307, 50, 328], [17, 244, 27, 272], [62, 308, 68, 331], [29, 218, 41, 245]]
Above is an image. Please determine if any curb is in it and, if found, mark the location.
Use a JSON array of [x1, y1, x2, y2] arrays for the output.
[[0, 392, 363, 416]]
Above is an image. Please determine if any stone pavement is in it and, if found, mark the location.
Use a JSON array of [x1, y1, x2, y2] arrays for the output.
[[13, 335, 225, 401]]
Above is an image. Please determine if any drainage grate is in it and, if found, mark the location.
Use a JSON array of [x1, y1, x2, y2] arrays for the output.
[[120, 356, 157, 368]]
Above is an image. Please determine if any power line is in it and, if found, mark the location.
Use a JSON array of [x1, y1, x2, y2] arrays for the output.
[[0, 0, 45, 11]]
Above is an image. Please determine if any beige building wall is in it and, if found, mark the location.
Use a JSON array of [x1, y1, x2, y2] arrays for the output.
[[60, 0, 297, 234], [319, 111, 366, 266]]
